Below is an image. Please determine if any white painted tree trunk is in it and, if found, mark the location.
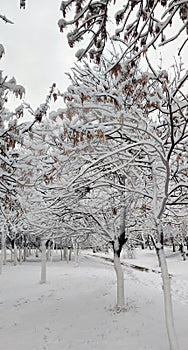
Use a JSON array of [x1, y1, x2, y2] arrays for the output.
[[158, 248, 179, 350], [152, 159, 180, 350], [3, 246, 7, 265], [114, 253, 126, 310], [14, 244, 18, 266], [40, 240, 47, 284], [10, 248, 13, 262], [0, 249, 3, 275], [2, 227, 6, 265], [155, 220, 180, 350], [35, 248, 39, 257], [28, 246, 31, 256], [0, 228, 5, 273], [64, 247, 69, 263], [23, 247, 28, 261], [74, 243, 80, 266], [47, 244, 51, 261], [122, 247, 127, 259]]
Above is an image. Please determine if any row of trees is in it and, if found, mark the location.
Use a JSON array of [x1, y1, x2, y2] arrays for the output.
[[1, 2, 188, 350]]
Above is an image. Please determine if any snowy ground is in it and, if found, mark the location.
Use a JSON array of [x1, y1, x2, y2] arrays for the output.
[[0, 248, 188, 350]]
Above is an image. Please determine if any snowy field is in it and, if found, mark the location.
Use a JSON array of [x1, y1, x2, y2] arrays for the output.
[[0, 248, 188, 350]]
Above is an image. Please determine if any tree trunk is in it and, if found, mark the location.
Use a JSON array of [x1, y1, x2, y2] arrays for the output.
[[64, 247, 69, 263], [28, 246, 31, 256], [69, 247, 73, 261], [112, 177, 128, 311], [14, 244, 18, 266], [35, 247, 39, 257], [0, 228, 5, 273], [114, 253, 126, 310], [19, 247, 23, 264], [50, 241, 54, 263], [10, 248, 13, 262], [40, 240, 47, 284], [3, 246, 7, 265], [2, 227, 7, 265], [47, 244, 51, 261], [0, 245, 3, 275], [155, 221, 179, 350], [180, 237, 186, 261], [157, 247, 179, 350], [60, 245, 63, 261], [141, 233, 146, 249], [23, 247, 28, 261], [122, 247, 127, 259], [73, 242, 80, 266]]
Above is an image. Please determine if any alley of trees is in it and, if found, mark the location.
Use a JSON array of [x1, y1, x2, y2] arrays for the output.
[[1, 2, 188, 350]]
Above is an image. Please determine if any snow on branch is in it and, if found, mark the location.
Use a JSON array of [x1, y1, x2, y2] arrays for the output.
[[58, 0, 188, 63], [0, 14, 14, 24], [0, 44, 5, 59]]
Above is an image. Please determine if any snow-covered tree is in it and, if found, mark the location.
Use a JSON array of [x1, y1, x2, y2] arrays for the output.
[[0, 10, 59, 270], [59, 52, 187, 349], [58, 0, 188, 63]]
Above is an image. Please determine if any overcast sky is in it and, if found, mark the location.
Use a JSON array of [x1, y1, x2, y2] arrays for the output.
[[1, 0, 75, 110]]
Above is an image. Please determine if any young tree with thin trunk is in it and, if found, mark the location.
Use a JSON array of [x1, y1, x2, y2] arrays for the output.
[[59, 52, 187, 349]]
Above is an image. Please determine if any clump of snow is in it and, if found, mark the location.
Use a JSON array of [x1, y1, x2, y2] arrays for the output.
[[58, 18, 67, 32], [75, 49, 87, 60], [49, 111, 58, 121]]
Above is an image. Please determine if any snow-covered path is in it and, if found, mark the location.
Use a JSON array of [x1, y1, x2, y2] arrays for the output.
[[0, 252, 187, 350]]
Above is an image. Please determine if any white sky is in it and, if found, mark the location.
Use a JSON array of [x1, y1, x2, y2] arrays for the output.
[[1, 0, 75, 110]]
